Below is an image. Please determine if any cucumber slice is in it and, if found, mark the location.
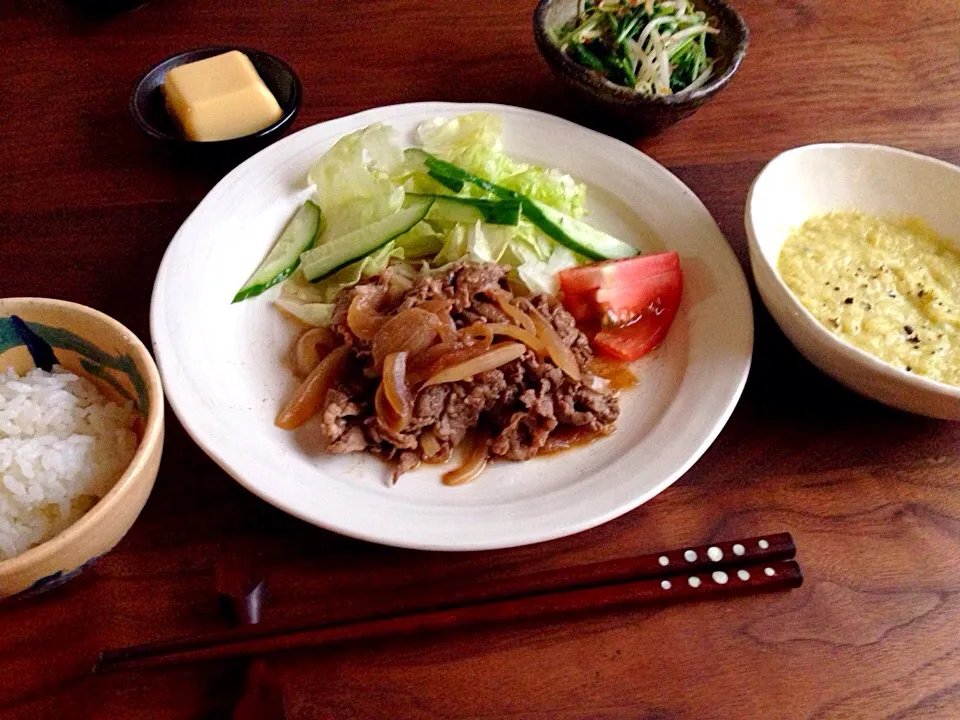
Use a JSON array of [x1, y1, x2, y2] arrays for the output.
[[301, 196, 435, 282], [419, 152, 639, 261], [407, 193, 521, 226], [404, 148, 465, 193], [421, 152, 505, 197], [232, 200, 322, 303], [428, 172, 464, 194], [522, 200, 638, 260]]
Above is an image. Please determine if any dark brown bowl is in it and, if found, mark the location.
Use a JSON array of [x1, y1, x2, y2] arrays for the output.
[[130, 46, 301, 151], [533, 0, 749, 135]]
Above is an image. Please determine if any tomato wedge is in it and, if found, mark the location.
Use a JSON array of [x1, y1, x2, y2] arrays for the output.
[[593, 273, 682, 361], [595, 268, 680, 325], [559, 252, 683, 361], [560, 252, 679, 297]]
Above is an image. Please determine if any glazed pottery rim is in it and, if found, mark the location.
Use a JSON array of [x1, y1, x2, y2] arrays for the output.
[[0, 297, 165, 574], [533, 0, 749, 106], [129, 44, 302, 144]]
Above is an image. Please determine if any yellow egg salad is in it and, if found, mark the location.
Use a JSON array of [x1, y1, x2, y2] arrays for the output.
[[778, 211, 960, 386]]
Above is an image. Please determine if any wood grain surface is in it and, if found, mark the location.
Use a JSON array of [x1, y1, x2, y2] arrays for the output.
[[2, 0, 960, 717]]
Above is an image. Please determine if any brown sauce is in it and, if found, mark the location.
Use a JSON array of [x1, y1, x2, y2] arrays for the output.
[[586, 357, 637, 389], [391, 424, 613, 478], [537, 426, 614, 456]]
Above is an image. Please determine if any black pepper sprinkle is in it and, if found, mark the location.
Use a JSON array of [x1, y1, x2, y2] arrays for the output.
[[833, 286, 840, 292], [919, 289, 926, 297], [844, 297, 854, 304], [888, 291, 897, 298], [906, 366, 912, 372], [904, 325, 914, 334]]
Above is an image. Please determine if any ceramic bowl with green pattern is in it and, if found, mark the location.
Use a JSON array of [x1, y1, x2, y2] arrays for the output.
[[0, 298, 164, 598]]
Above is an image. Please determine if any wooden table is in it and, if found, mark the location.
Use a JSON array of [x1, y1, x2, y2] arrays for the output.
[[3, 0, 960, 717]]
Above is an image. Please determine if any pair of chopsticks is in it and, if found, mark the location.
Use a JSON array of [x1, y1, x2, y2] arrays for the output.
[[96, 532, 801, 673]]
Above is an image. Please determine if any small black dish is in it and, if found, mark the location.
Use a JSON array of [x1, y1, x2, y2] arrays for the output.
[[130, 46, 301, 150], [533, 0, 749, 136]]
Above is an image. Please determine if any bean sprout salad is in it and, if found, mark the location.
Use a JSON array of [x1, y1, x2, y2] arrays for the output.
[[554, 0, 719, 97]]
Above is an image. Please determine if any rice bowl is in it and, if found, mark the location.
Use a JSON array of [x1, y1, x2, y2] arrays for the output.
[[0, 297, 164, 598], [0, 367, 139, 560]]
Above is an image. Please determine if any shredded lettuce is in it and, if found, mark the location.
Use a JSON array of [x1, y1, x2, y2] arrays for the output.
[[433, 220, 520, 267], [417, 113, 587, 217], [418, 114, 516, 189], [395, 221, 443, 259], [467, 222, 516, 264], [273, 297, 335, 327], [499, 167, 587, 219], [434, 224, 467, 266], [275, 113, 597, 327], [308, 123, 406, 240], [517, 245, 582, 296], [418, 113, 504, 156]]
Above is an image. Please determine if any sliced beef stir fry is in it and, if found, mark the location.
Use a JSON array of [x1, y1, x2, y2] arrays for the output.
[[311, 261, 620, 481]]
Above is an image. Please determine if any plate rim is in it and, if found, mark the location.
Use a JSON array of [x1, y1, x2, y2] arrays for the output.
[[150, 101, 754, 550]]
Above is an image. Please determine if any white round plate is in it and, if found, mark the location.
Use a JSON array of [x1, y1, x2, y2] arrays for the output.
[[151, 102, 753, 550]]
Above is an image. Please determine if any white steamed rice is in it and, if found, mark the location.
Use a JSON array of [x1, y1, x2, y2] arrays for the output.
[[0, 366, 138, 560]]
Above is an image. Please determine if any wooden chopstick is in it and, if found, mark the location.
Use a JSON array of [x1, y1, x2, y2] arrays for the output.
[[440, 532, 797, 607], [99, 533, 796, 668], [96, 533, 800, 673]]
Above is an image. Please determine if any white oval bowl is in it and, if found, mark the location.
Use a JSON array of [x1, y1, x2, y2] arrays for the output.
[[745, 143, 960, 420]]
